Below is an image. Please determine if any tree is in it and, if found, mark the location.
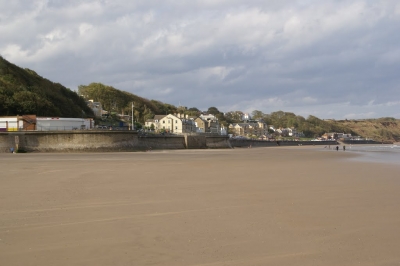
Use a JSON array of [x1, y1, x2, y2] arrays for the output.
[[177, 106, 187, 114], [207, 107, 220, 115], [150, 100, 177, 115], [78, 83, 169, 123], [142, 105, 154, 122], [0, 56, 93, 117], [186, 107, 201, 117], [225, 111, 244, 122], [251, 110, 264, 120]]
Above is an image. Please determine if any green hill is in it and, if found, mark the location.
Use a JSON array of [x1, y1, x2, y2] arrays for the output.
[[0, 56, 94, 118], [258, 111, 400, 142], [328, 118, 400, 143], [78, 83, 178, 123], [2, 56, 399, 142]]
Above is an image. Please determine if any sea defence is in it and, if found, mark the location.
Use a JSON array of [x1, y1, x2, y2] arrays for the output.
[[0, 131, 338, 153], [0, 131, 231, 152], [341, 139, 383, 145], [229, 138, 337, 148]]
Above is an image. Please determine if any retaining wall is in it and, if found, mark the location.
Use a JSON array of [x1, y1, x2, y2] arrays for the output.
[[229, 139, 338, 148], [206, 136, 232, 149], [1, 131, 344, 153], [341, 140, 383, 145], [0, 131, 230, 152]]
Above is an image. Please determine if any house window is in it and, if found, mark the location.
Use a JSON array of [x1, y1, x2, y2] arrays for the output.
[[176, 120, 178, 123], [168, 120, 170, 124], [175, 126, 177, 130], [163, 121, 165, 124]]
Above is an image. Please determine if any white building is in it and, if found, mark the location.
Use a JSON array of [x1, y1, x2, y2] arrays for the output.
[[0, 117, 23, 131], [242, 113, 251, 121], [159, 114, 196, 133], [1, 116, 93, 131], [36, 117, 92, 131]]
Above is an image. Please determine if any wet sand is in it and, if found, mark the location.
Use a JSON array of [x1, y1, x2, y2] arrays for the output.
[[1, 147, 400, 265]]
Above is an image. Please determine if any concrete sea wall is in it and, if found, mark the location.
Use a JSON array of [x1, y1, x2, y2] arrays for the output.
[[0, 131, 231, 152], [341, 139, 382, 145], [229, 139, 337, 148], [1, 131, 342, 153]]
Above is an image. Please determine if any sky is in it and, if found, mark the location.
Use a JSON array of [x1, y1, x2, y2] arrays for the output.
[[1, 0, 400, 119]]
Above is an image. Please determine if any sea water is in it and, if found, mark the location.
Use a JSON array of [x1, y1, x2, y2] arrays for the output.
[[345, 144, 400, 166]]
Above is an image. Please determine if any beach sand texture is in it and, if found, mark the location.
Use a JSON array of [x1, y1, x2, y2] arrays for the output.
[[1, 147, 400, 266]]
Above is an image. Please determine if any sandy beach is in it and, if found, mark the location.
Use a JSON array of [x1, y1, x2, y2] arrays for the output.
[[1, 147, 400, 266]]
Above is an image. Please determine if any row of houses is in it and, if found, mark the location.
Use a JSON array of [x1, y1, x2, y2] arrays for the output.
[[269, 126, 305, 138], [145, 113, 224, 134], [321, 132, 355, 140], [84, 101, 309, 139], [228, 124, 307, 139], [228, 122, 269, 138]]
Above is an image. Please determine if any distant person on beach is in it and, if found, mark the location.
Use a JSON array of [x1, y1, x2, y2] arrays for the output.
[[336, 146, 339, 151], [343, 146, 346, 151]]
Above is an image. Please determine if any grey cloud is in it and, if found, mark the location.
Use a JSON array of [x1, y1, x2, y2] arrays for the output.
[[1, 0, 399, 119]]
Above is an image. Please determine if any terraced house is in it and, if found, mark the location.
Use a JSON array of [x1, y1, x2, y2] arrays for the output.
[[145, 114, 196, 133], [195, 114, 220, 133], [229, 121, 268, 138]]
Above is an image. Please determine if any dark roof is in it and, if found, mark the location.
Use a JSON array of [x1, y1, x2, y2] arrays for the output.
[[153, 115, 166, 120]]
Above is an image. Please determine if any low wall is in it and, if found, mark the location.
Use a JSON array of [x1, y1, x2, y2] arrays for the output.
[[206, 136, 232, 149], [342, 140, 383, 145], [0, 131, 230, 152], [0, 131, 184, 152], [138, 135, 186, 150], [1, 132, 345, 153], [182, 134, 232, 149], [185, 134, 207, 149], [229, 139, 338, 148]]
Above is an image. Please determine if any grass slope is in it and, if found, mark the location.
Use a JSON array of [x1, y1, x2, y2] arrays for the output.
[[0, 56, 93, 118], [329, 118, 400, 143]]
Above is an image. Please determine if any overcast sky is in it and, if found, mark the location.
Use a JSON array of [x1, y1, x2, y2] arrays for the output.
[[1, 0, 400, 119]]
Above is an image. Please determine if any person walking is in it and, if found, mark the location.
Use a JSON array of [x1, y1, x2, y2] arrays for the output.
[[336, 146, 339, 151], [343, 146, 346, 151]]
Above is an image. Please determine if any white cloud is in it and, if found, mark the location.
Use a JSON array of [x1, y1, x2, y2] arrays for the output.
[[78, 23, 94, 36], [2, 44, 28, 61], [1, 0, 400, 118]]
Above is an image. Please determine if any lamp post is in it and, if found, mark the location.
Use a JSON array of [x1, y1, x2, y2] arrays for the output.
[[131, 102, 135, 130]]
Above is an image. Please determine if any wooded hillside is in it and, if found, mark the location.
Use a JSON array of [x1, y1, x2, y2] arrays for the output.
[[0, 56, 93, 118], [255, 110, 400, 142], [329, 118, 400, 143], [1, 56, 399, 142], [78, 83, 177, 123]]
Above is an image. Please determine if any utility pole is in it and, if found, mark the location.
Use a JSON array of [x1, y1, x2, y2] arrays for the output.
[[131, 102, 135, 130]]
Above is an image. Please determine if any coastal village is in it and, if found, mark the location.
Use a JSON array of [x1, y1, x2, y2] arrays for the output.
[[1, 98, 364, 143], [2, 55, 399, 144]]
